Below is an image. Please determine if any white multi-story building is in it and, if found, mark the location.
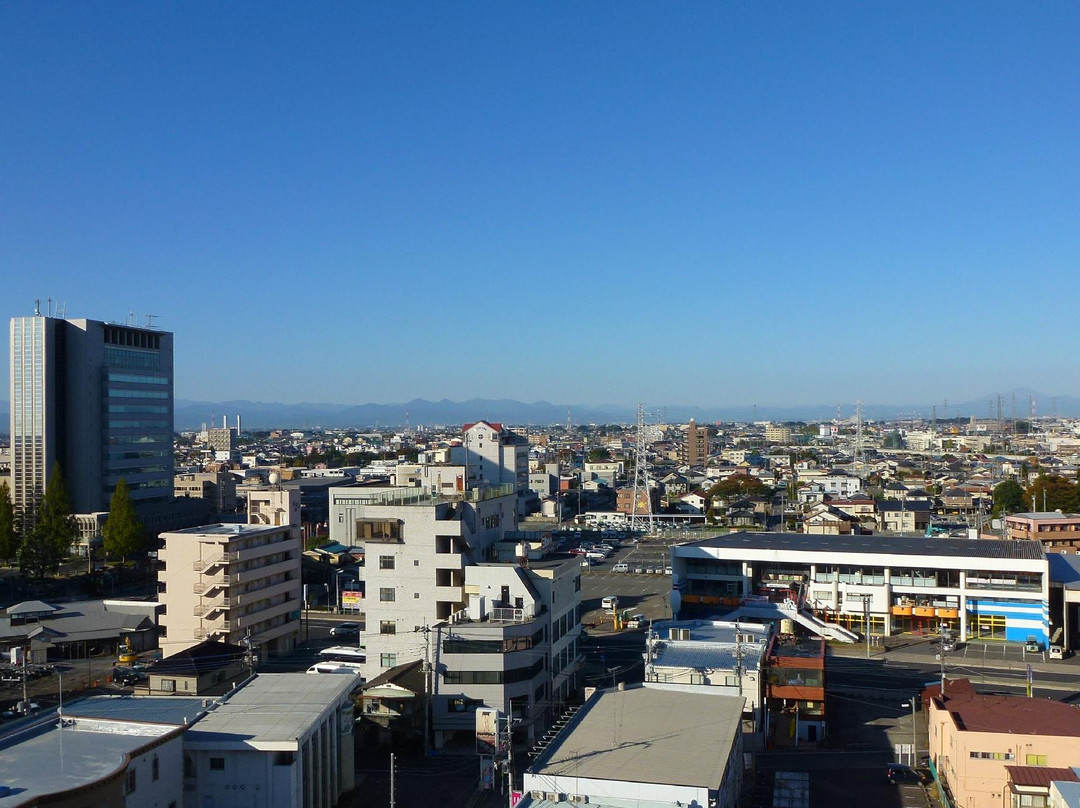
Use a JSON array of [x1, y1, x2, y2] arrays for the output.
[[451, 421, 531, 515], [644, 619, 769, 733], [327, 483, 518, 681], [434, 558, 582, 745], [158, 487, 302, 656]]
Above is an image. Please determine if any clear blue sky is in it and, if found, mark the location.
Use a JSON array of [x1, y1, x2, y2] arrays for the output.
[[3, 3, 1079, 410]]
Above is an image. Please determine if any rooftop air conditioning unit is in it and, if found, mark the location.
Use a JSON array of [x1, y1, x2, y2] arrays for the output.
[[568, 796, 588, 804], [544, 793, 561, 803], [530, 791, 546, 801]]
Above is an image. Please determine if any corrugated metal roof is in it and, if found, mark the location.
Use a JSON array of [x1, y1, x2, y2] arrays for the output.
[[683, 531, 1045, 560]]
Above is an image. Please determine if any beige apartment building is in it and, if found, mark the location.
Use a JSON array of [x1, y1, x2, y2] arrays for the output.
[[1005, 511, 1080, 551], [158, 487, 302, 656], [928, 681, 1080, 808]]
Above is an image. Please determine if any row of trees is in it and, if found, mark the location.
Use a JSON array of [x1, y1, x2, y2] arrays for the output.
[[993, 474, 1080, 517], [0, 463, 145, 579]]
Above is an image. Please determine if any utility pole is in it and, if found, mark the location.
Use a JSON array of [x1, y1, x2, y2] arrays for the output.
[[389, 752, 396, 808], [421, 622, 433, 756]]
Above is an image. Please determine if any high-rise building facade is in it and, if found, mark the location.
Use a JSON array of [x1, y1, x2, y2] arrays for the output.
[[683, 418, 708, 466], [10, 312, 174, 522]]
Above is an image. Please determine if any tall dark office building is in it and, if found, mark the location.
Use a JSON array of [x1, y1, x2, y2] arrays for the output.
[[9, 311, 174, 523]]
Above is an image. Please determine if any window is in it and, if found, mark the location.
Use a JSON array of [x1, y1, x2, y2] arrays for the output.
[[380, 620, 396, 635], [210, 757, 225, 771], [160, 678, 176, 692], [125, 770, 137, 794], [381, 653, 397, 667], [152, 754, 159, 781], [184, 756, 195, 778], [1026, 754, 1048, 766], [379, 555, 395, 570], [380, 587, 396, 602]]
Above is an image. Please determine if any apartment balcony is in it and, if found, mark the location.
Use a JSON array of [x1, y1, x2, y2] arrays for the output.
[[193, 596, 233, 618], [193, 551, 237, 572], [233, 557, 297, 584], [236, 597, 301, 632], [193, 574, 232, 595], [434, 585, 464, 604], [197, 618, 233, 639]]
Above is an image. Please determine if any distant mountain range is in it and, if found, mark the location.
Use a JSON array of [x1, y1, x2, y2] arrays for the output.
[[0, 389, 1077, 433]]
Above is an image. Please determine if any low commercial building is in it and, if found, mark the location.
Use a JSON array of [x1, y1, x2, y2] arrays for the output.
[[927, 680, 1080, 808], [670, 532, 1050, 645], [1006, 512, 1080, 550], [523, 685, 744, 808], [183, 674, 357, 808], [763, 635, 826, 747], [644, 619, 769, 737], [0, 707, 184, 808]]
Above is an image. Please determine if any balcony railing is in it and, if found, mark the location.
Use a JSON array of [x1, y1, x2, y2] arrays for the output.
[[193, 552, 237, 571]]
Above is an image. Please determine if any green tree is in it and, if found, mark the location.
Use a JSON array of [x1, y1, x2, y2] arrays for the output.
[[103, 479, 145, 559], [587, 447, 611, 463], [992, 478, 1026, 517], [1025, 474, 1080, 513], [706, 474, 772, 503], [0, 481, 17, 562], [19, 462, 78, 578]]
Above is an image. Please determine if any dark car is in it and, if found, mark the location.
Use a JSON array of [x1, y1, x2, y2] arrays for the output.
[[887, 763, 920, 784], [330, 622, 361, 638]]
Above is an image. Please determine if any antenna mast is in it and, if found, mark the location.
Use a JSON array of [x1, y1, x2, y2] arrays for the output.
[[630, 403, 655, 535]]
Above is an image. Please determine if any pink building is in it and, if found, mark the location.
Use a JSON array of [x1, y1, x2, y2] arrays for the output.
[[927, 680, 1080, 808]]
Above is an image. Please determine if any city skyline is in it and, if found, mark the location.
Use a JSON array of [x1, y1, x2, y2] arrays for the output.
[[4, 4, 1080, 407]]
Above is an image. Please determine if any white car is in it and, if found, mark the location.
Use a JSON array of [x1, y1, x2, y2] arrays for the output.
[[601, 596, 619, 610]]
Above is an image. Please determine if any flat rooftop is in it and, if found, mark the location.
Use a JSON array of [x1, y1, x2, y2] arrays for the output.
[[528, 685, 741, 789], [678, 531, 1045, 560], [0, 715, 178, 807], [184, 673, 356, 750]]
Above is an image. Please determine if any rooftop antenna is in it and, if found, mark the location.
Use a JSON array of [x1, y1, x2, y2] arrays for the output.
[[57, 301, 66, 318], [145, 314, 157, 329], [836, 402, 841, 422], [47, 297, 53, 317], [405, 408, 411, 435], [33, 298, 41, 316]]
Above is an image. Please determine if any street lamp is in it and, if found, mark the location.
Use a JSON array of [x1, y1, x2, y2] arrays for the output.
[[901, 699, 918, 767]]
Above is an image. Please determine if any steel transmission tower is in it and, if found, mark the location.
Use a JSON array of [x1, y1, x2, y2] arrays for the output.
[[630, 403, 655, 534]]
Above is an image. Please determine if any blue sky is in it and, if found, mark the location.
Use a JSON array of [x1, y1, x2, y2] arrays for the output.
[[3, 3, 1079, 410]]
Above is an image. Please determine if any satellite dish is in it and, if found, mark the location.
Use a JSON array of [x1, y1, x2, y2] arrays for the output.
[[269, 472, 281, 486], [669, 588, 682, 617]]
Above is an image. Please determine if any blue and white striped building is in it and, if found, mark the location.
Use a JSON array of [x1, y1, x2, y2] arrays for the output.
[[669, 532, 1050, 646]]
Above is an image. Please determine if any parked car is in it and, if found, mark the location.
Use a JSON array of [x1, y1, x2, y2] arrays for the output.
[[330, 622, 361, 638], [612, 563, 630, 573], [626, 614, 648, 629], [1025, 636, 1042, 653], [1049, 645, 1066, 660], [601, 596, 619, 610], [886, 763, 919, 784]]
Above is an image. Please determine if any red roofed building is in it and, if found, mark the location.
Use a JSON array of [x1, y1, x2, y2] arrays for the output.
[[927, 679, 1080, 808]]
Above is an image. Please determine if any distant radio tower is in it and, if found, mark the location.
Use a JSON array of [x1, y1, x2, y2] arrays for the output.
[[630, 403, 655, 535], [566, 407, 572, 432], [854, 400, 863, 471], [836, 402, 841, 422], [405, 408, 411, 435]]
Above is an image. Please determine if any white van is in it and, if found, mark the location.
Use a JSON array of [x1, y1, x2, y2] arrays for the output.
[[612, 563, 630, 573], [601, 595, 619, 610], [586, 550, 607, 561]]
